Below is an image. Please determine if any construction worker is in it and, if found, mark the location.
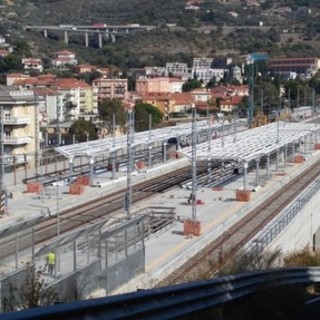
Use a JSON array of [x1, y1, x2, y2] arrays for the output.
[[46, 251, 56, 276]]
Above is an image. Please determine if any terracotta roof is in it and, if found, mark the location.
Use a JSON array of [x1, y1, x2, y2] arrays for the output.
[[170, 92, 193, 105], [56, 50, 75, 55], [33, 87, 57, 96], [55, 78, 91, 89]]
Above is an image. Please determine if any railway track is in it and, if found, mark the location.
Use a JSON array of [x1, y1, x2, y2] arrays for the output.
[[1, 161, 224, 260], [159, 158, 320, 286]]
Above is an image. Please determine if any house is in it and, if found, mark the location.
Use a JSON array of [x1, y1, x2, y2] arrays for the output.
[[190, 88, 212, 102], [6, 73, 30, 86], [220, 96, 243, 113], [52, 50, 78, 68], [21, 58, 43, 72], [0, 49, 9, 57], [74, 64, 96, 74]]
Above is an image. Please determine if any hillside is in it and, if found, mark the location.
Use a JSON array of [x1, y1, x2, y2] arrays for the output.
[[1, 0, 320, 69]]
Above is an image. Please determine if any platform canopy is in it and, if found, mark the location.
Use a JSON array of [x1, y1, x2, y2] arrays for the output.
[[178, 122, 320, 163], [55, 120, 227, 158]]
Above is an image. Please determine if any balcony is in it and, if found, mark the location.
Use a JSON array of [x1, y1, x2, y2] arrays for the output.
[[2, 116, 30, 125], [3, 136, 32, 145]]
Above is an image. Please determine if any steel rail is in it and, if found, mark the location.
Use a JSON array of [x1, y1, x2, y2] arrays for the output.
[[160, 159, 320, 285]]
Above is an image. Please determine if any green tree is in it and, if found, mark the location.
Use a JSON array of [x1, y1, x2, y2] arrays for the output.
[[134, 103, 164, 132], [182, 78, 202, 92], [69, 119, 98, 142], [0, 55, 23, 72], [98, 98, 127, 134]]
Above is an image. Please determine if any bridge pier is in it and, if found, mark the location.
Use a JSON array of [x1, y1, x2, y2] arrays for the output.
[[98, 33, 103, 48], [110, 33, 116, 43], [85, 32, 89, 47], [64, 31, 69, 45]]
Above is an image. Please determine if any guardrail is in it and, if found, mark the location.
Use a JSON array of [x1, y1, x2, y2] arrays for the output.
[[1, 267, 320, 320], [247, 178, 320, 254]]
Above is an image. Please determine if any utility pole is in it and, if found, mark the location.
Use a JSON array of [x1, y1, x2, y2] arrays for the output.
[[191, 104, 197, 221], [0, 106, 5, 216], [125, 109, 134, 216], [247, 55, 254, 128]]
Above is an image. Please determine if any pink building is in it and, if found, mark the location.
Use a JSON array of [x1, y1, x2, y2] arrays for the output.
[[136, 77, 170, 94]]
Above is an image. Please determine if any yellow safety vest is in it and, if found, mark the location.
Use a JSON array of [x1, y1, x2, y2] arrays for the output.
[[47, 252, 55, 265]]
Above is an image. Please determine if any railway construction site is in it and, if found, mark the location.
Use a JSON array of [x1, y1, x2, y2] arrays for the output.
[[1, 119, 320, 308]]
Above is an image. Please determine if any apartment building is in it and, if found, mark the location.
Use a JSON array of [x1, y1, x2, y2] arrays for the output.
[[55, 78, 98, 120], [0, 86, 38, 167], [136, 77, 170, 94], [165, 62, 189, 76], [92, 78, 128, 105]]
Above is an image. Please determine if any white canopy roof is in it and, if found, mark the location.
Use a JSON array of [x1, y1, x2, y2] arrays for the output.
[[178, 122, 320, 163], [55, 120, 228, 158]]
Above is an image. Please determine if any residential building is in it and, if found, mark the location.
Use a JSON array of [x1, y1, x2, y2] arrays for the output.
[[12, 75, 97, 121], [136, 77, 170, 94], [21, 58, 43, 73], [192, 57, 214, 69], [6, 73, 30, 86], [190, 88, 212, 102], [141, 92, 193, 115], [0, 86, 38, 167], [269, 57, 320, 78], [165, 62, 189, 76], [169, 78, 184, 93], [145, 66, 167, 76], [192, 67, 226, 83], [220, 96, 243, 113], [52, 50, 78, 69], [92, 78, 128, 105], [0, 49, 9, 57], [55, 78, 98, 120], [74, 64, 96, 74]]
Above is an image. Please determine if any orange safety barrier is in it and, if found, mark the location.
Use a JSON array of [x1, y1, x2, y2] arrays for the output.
[[294, 155, 304, 164], [69, 183, 84, 195], [26, 182, 43, 193], [136, 161, 145, 170], [76, 175, 90, 186], [183, 219, 201, 236], [315, 144, 320, 150], [236, 190, 251, 202]]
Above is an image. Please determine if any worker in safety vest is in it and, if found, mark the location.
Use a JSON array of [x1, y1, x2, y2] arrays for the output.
[[47, 251, 56, 276]]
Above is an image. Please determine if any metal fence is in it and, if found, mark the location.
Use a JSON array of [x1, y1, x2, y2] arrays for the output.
[[248, 178, 320, 254], [0, 212, 147, 312]]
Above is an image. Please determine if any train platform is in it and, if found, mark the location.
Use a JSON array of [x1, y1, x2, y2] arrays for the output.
[[1, 145, 320, 299], [107, 150, 320, 295]]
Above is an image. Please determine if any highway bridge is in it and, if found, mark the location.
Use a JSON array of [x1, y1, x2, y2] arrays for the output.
[[24, 24, 156, 47]]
